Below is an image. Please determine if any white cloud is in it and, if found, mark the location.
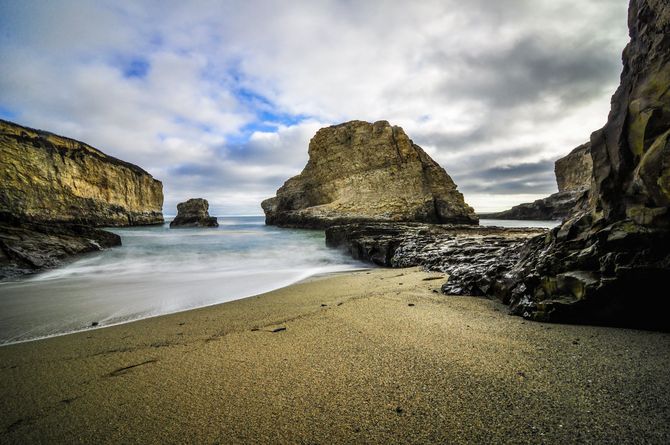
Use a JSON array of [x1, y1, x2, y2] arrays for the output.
[[0, 0, 630, 214]]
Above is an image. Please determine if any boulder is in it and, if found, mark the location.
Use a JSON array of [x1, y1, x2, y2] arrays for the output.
[[169, 198, 218, 228], [262, 120, 477, 228]]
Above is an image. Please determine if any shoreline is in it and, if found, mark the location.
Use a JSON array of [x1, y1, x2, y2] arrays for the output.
[[1, 267, 668, 444], [0, 266, 373, 347]]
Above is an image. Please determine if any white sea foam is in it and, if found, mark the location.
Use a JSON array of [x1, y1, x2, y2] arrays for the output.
[[0, 217, 366, 345]]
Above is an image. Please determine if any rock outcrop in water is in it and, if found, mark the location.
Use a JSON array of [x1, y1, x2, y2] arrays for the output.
[[262, 120, 478, 228], [480, 142, 592, 221], [490, 0, 670, 330], [326, 0, 670, 331], [170, 198, 218, 228], [326, 222, 546, 296], [0, 119, 164, 279], [0, 212, 121, 280], [0, 119, 164, 226]]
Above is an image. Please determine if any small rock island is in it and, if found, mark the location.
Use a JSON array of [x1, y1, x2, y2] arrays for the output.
[[170, 198, 219, 228], [262, 120, 478, 228]]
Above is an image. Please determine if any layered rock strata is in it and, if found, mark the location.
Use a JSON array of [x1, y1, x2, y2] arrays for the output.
[[0, 119, 164, 278], [262, 120, 477, 228], [170, 198, 218, 228], [0, 119, 164, 226]]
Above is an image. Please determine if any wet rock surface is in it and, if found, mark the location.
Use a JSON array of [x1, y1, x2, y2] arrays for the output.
[[170, 198, 218, 228], [490, 0, 670, 330], [325, 222, 546, 296], [0, 212, 121, 280], [263, 120, 477, 228]]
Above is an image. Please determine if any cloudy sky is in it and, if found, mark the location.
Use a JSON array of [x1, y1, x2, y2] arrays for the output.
[[0, 0, 629, 214]]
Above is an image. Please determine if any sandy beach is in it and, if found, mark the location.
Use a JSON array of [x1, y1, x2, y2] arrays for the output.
[[1, 267, 668, 444]]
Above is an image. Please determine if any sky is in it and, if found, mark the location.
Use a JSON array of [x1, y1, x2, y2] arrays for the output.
[[0, 0, 630, 214]]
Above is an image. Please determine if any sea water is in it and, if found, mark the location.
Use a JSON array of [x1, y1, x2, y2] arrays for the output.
[[0, 217, 560, 345], [0, 216, 366, 345]]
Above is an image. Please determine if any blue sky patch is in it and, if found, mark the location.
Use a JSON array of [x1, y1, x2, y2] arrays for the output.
[[121, 57, 150, 79], [0, 105, 18, 120]]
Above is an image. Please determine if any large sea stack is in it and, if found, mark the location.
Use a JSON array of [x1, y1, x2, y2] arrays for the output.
[[0, 119, 164, 278], [262, 120, 477, 228], [494, 0, 670, 330]]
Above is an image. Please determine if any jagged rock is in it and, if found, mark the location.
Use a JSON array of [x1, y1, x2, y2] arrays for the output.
[[262, 120, 477, 228], [0, 119, 164, 226], [326, 1, 670, 331], [325, 222, 546, 296], [489, 0, 670, 330], [170, 198, 218, 228], [480, 142, 592, 221], [0, 212, 121, 280], [0, 119, 163, 279]]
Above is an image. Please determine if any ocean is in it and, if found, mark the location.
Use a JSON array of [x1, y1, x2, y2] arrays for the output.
[[0, 217, 559, 345]]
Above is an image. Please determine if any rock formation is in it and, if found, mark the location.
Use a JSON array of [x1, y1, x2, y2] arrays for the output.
[[0, 119, 164, 226], [326, 222, 546, 295], [0, 119, 164, 278], [0, 212, 121, 280], [555, 142, 593, 193], [480, 142, 592, 221], [491, 0, 670, 330], [262, 120, 478, 228], [170, 198, 218, 228], [326, 0, 669, 331]]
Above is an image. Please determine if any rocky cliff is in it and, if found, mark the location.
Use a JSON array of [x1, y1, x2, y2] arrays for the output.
[[262, 120, 477, 228], [490, 0, 670, 330], [325, 0, 669, 331], [480, 142, 592, 221], [0, 119, 164, 226], [1, 119, 164, 279], [555, 142, 593, 193]]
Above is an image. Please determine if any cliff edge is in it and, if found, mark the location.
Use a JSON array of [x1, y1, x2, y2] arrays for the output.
[[0, 119, 164, 226]]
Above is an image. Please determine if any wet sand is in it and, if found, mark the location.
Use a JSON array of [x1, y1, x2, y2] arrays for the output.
[[1, 268, 668, 444]]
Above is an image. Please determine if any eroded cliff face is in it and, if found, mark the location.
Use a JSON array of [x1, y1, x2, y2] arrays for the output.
[[591, 0, 670, 226], [0, 119, 164, 226], [262, 120, 477, 228], [480, 142, 592, 221], [492, 0, 670, 330], [555, 142, 593, 193]]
